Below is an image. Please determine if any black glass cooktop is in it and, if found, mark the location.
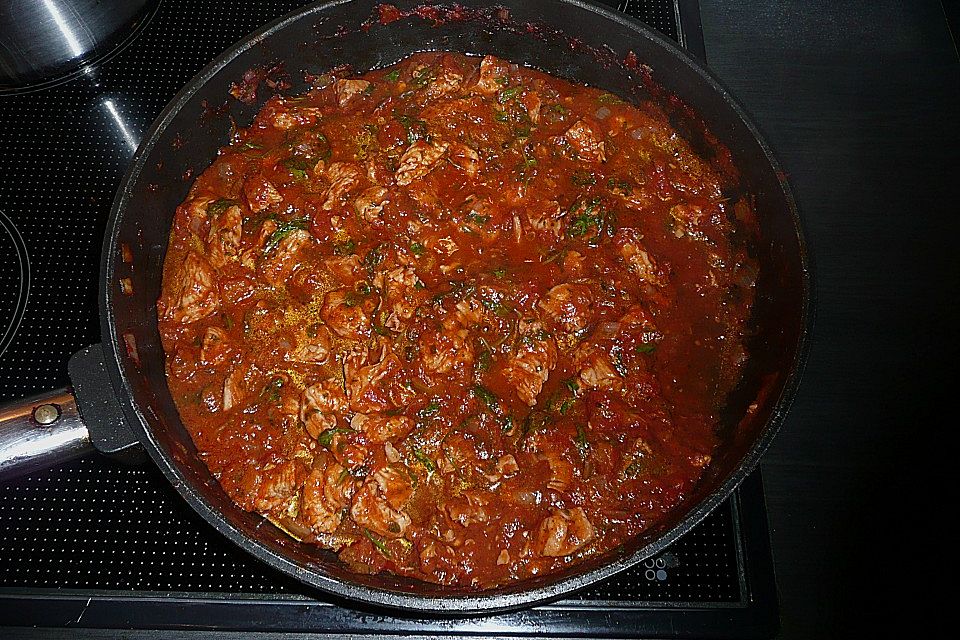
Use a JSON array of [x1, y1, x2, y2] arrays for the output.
[[0, 1, 777, 637]]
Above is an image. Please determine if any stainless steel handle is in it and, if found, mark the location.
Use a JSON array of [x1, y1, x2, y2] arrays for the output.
[[0, 388, 93, 481]]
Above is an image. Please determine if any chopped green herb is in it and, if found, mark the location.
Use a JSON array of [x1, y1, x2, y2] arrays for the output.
[[281, 156, 314, 171], [314, 132, 332, 160], [333, 238, 356, 256], [411, 447, 436, 473], [476, 348, 492, 372], [261, 376, 284, 402], [467, 212, 491, 226], [567, 199, 601, 237], [610, 345, 629, 377], [495, 75, 509, 86], [635, 343, 657, 354], [598, 92, 625, 104], [264, 217, 309, 253], [518, 409, 551, 449], [492, 268, 506, 279], [472, 385, 500, 414], [363, 528, 392, 557], [493, 109, 509, 123], [623, 459, 644, 479], [206, 198, 238, 217], [575, 424, 590, 455], [542, 248, 567, 264], [394, 111, 429, 144], [566, 197, 617, 243], [356, 124, 379, 160], [431, 280, 476, 304], [513, 124, 531, 138], [411, 66, 435, 88], [571, 170, 596, 187], [417, 401, 440, 419], [385, 69, 400, 82], [410, 242, 425, 256], [363, 243, 385, 273], [317, 427, 354, 448], [564, 378, 580, 394], [498, 86, 521, 103], [281, 155, 315, 181]]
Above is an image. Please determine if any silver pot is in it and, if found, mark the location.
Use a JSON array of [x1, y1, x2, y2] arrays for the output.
[[0, 0, 159, 92]]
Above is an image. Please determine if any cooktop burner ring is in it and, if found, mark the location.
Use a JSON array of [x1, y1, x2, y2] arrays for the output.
[[0, 209, 30, 359]]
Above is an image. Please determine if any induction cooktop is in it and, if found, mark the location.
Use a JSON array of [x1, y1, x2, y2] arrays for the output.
[[0, 1, 778, 637]]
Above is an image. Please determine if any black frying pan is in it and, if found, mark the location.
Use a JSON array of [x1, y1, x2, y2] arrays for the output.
[[0, 0, 811, 613]]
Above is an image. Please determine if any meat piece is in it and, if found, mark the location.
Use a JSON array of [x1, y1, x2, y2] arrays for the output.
[[239, 218, 277, 270], [300, 379, 349, 438], [615, 229, 664, 286], [353, 186, 390, 222], [521, 90, 541, 124], [425, 67, 463, 98], [179, 195, 215, 235], [350, 413, 415, 444], [334, 78, 371, 107], [271, 102, 325, 129], [263, 228, 312, 286], [533, 507, 594, 557], [419, 323, 474, 384], [395, 140, 449, 186], [244, 176, 283, 213], [161, 252, 219, 324], [447, 142, 481, 177], [444, 490, 492, 527], [300, 457, 358, 534], [347, 349, 413, 413], [320, 289, 374, 340], [574, 342, 621, 389], [350, 465, 413, 538], [474, 55, 506, 94], [287, 323, 332, 364], [537, 283, 594, 335], [200, 326, 230, 365], [252, 459, 304, 513], [373, 265, 424, 329], [526, 200, 564, 238], [502, 318, 558, 406], [323, 254, 363, 285], [222, 366, 247, 411], [496, 454, 520, 477], [206, 203, 243, 268], [322, 162, 362, 210], [559, 120, 606, 163], [541, 452, 574, 492], [619, 303, 659, 335]]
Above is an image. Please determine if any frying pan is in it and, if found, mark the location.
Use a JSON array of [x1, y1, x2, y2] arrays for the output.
[[0, 0, 811, 613]]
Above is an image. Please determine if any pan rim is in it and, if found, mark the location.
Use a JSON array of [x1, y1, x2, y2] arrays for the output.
[[100, 0, 813, 613]]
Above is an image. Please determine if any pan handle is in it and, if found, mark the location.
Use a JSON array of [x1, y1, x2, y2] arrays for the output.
[[0, 388, 92, 481]]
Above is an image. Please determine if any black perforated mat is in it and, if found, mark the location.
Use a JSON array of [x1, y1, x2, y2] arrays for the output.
[[0, 0, 777, 636]]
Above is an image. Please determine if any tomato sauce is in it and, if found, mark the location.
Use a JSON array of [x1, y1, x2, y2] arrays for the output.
[[158, 52, 757, 588]]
